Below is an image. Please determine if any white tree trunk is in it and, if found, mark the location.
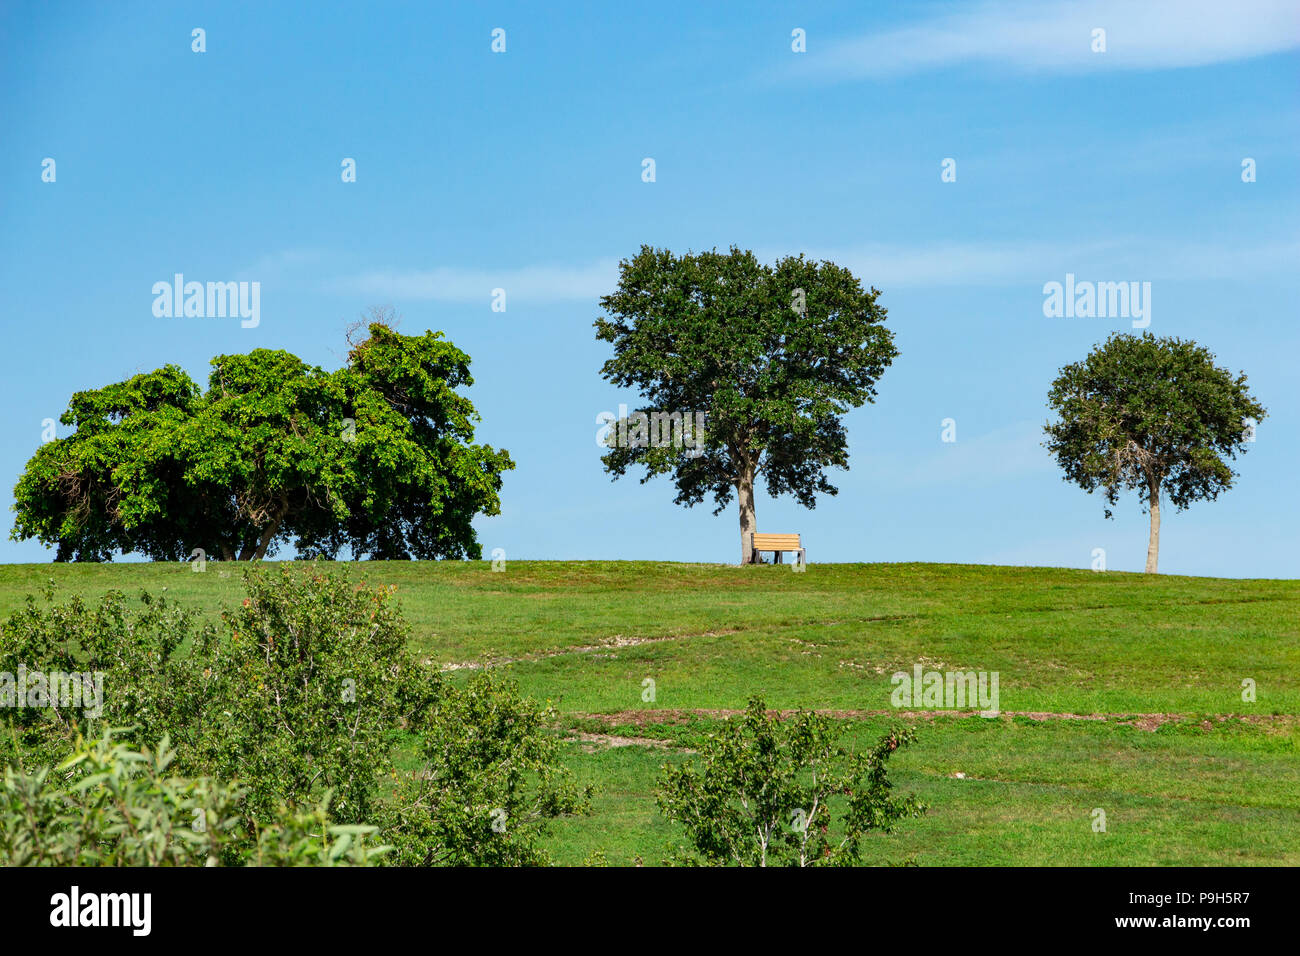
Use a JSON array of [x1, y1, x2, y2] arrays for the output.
[[738, 462, 757, 565], [1145, 480, 1161, 574]]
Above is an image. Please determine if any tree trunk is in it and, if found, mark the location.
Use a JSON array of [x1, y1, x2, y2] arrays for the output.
[[250, 500, 288, 561], [738, 460, 757, 565], [1145, 478, 1161, 574], [251, 517, 281, 561]]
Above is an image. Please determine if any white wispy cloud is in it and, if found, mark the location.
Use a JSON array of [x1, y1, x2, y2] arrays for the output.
[[795, 237, 1300, 287], [798, 239, 1089, 287], [321, 235, 1298, 304], [332, 260, 620, 304], [788, 0, 1300, 81], [236, 248, 326, 282]]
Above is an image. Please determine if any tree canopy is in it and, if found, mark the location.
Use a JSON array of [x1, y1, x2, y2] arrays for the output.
[[595, 245, 897, 563], [11, 320, 513, 561], [1043, 332, 1265, 573]]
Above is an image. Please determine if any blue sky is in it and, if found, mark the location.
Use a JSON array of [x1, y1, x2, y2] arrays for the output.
[[1, 0, 1297, 576]]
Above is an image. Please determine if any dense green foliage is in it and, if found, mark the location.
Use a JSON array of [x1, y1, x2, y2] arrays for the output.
[[0, 564, 585, 865], [380, 670, 592, 865], [0, 564, 432, 829], [11, 319, 513, 561], [657, 696, 923, 865], [595, 246, 897, 561], [1044, 332, 1266, 571], [0, 732, 388, 866]]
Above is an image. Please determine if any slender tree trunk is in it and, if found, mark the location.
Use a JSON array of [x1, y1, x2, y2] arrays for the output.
[[737, 460, 757, 565], [1145, 477, 1161, 574], [251, 517, 282, 561], [250, 499, 288, 561]]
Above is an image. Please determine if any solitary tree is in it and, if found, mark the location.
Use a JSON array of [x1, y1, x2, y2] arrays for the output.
[[595, 246, 897, 563], [12, 316, 513, 561], [1044, 332, 1265, 573]]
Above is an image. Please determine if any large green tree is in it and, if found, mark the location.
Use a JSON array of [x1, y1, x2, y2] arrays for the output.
[[595, 246, 897, 563], [11, 320, 513, 561], [1044, 332, 1266, 573]]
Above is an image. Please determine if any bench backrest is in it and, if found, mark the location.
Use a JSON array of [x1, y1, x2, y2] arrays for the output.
[[751, 533, 802, 551]]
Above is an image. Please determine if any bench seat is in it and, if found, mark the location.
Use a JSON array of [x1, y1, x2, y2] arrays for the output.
[[746, 532, 805, 566]]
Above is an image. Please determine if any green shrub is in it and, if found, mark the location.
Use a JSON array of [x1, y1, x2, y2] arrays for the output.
[[0, 582, 207, 770], [200, 567, 440, 826], [0, 566, 438, 828], [381, 670, 591, 866], [0, 565, 585, 866], [657, 696, 924, 866], [0, 730, 387, 866]]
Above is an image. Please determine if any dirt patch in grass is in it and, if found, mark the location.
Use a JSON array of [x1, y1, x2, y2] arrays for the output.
[[438, 615, 919, 671], [570, 709, 1300, 732], [438, 630, 744, 671], [568, 730, 686, 753]]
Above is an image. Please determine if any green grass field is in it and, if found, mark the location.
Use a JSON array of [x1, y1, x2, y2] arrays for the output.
[[2, 560, 1297, 865]]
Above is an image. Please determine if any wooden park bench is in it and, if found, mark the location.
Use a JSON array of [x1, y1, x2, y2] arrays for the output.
[[746, 532, 806, 566]]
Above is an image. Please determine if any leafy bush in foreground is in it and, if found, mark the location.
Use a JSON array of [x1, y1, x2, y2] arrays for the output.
[[0, 730, 387, 866], [0, 581, 205, 772], [657, 697, 924, 866], [0, 565, 585, 865], [0, 566, 437, 831], [204, 567, 439, 826], [381, 670, 591, 866]]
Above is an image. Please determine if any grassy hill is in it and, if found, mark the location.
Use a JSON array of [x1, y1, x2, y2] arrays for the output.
[[2, 560, 1297, 865]]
